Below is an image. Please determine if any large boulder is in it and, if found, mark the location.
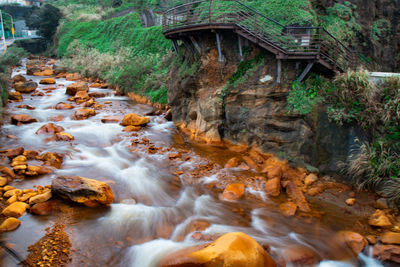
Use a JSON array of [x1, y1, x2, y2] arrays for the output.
[[51, 176, 114, 207], [121, 113, 150, 127], [369, 210, 393, 228], [8, 91, 23, 101], [335, 231, 367, 255], [0, 218, 21, 232], [14, 81, 38, 93], [159, 232, 276, 267], [33, 68, 54, 76], [66, 82, 88, 96], [221, 183, 245, 201], [13, 74, 26, 83], [26, 65, 42, 75], [11, 114, 38, 125]]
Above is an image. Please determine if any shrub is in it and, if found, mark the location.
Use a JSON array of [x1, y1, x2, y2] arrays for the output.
[[372, 19, 391, 41]]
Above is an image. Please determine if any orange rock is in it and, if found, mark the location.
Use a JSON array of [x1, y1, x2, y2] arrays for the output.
[[33, 68, 54, 76], [279, 202, 297, 216], [52, 176, 114, 207], [381, 232, 400, 245], [36, 152, 63, 169], [283, 181, 311, 212], [5, 147, 24, 158], [159, 232, 276, 267], [366, 235, 377, 245], [249, 147, 265, 165], [11, 114, 38, 125], [74, 90, 90, 100], [336, 231, 367, 255], [8, 91, 23, 101], [55, 132, 75, 142], [39, 78, 56, 84], [123, 126, 141, 132], [13, 74, 26, 83], [242, 156, 260, 171], [121, 113, 150, 127], [0, 218, 21, 232], [55, 102, 74, 110], [30, 201, 54, 216], [65, 73, 81, 81], [89, 82, 101, 88], [2, 167, 16, 179], [265, 177, 281, 197], [72, 108, 96, 120], [266, 166, 283, 179], [346, 198, 356, 206], [373, 244, 400, 263], [224, 157, 239, 168], [35, 123, 64, 135], [50, 115, 65, 122], [228, 145, 248, 153], [101, 116, 122, 124], [280, 246, 318, 266], [25, 165, 53, 176], [304, 173, 318, 186], [221, 183, 245, 201], [89, 92, 107, 98], [168, 153, 181, 159], [369, 210, 393, 228], [65, 82, 88, 96]]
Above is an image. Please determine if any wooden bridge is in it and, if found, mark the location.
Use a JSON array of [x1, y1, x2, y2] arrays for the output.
[[162, 0, 357, 81]]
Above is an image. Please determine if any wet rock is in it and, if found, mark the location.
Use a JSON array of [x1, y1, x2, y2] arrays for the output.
[[242, 156, 260, 171], [381, 232, 400, 245], [5, 147, 24, 158], [279, 202, 297, 217], [17, 104, 35, 110], [66, 73, 81, 81], [36, 152, 63, 168], [50, 115, 65, 122], [369, 210, 393, 228], [0, 218, 21, 232], [13, 74, 26, 83], [221, 183, 245, 201], [51, 176, 114, 207], [74, 90, 90, 101], [23, 150, 39, 159], [55, 102, 74, 110], [25, 166, 53, 176], [72, 108, 96, 120], [3, 189, 22, 198], [159, 232, 275, 267], [366, 235, 377, 245], [11, 114, 38, 125], [304, 173, 318, 186], [265, 177, 281, 197], [121, 113, 150, 127], [123, 126, 141, 132], [224, 157, 239, 168], [2, 167, 16, 179], [249, 147, 265, 165], [376, 198, 389, 210], [36, 123, 64, 135], [55, 132, 75, 142], [373, 244, 400, 263], [89, 82, 101, 88], [280, 246, 319, 266], [266, 166, 283, 180], [8, 91, 23, 101], [29, 190, 52, 205], [101, 116, 122, 124], [39, 78, 56, 84], [66, 82, 89, 96], [283, 181, 311, 212], [26, 65, 42, 75], [346, 198, 356, 206], [89, 92, 106, 98], [164, 109, 172, 121], [2, 202, 29, 218], [14, 81, 38, 93], [34, 68, 54, 76], [0, 177, 8, 187], [30, 201, 54, 216], [335, 231, 367, 255], [168, 153, 181, 159]]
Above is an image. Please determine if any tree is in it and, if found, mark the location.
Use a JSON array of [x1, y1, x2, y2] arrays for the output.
[[25, 4, 62, 40]]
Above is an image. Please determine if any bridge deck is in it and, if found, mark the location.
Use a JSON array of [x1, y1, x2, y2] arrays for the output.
[[162, 0, 356, 72]]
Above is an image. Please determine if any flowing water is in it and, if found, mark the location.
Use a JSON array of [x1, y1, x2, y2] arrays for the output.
[[0, 59, 385, 266]]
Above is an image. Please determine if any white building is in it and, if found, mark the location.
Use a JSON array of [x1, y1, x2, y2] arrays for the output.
[[0, 0, 42, 6]]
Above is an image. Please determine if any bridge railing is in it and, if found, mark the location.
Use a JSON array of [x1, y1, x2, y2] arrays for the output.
[[162, 0, 356, 71]]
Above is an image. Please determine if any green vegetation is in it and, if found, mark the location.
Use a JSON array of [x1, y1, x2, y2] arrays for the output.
[[25, 4, 62, 40], [372, 19, 391, 41], [0, 46, 29, 109], [319, 2, 361, 46]]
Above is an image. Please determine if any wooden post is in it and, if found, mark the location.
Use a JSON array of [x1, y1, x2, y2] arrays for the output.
[[238, 35, 243, 60], [277, 59, 281, 84], [216, 32, 223, 62]]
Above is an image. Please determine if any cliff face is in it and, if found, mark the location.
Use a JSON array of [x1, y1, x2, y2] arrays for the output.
[[167, 31, 362, 174], [314, 0, 400, 71]]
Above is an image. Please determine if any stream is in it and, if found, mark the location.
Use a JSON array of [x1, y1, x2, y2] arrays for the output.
[[0, 59, 385, 266]]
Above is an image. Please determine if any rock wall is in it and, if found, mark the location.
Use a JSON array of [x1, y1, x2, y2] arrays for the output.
[[167, 31, 361, 174]]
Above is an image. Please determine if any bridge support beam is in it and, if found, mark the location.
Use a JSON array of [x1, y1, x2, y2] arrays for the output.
[[172, 39, 178, 54], [297, 62, 314, 82], [189, 36, 201, 54], [216, 32, 223, 62], [277, 59, 281, 84], [238, 35, 243, 60]]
